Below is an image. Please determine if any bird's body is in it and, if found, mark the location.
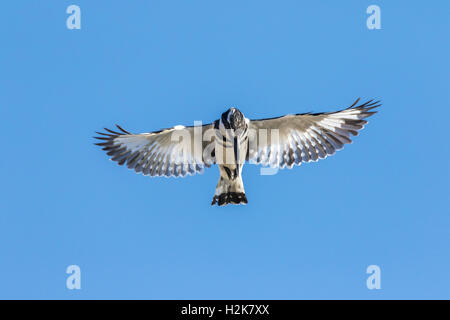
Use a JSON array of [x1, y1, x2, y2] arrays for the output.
[[95, 98, 380, 206], [212, 108, 249, 205]]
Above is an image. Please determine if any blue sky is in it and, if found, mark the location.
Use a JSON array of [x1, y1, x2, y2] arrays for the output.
[[1, 1, 449, 299]]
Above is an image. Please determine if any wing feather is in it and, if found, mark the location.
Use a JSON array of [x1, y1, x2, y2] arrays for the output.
[[95, 124, 215, 177], [247, 98, 380, 168]]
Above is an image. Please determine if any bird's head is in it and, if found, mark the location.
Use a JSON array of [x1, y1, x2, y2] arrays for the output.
[[223, 107, 245, 131]]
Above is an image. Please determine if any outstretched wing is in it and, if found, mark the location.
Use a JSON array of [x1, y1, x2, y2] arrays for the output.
[[247, 98, 380, 168], [94, 123, 216, 177]]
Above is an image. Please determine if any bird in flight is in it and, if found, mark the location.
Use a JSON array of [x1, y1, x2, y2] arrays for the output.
[[95, 98, 380, 206]]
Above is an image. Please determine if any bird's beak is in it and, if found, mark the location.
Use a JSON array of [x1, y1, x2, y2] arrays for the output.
[[234, 136, 239, 177]]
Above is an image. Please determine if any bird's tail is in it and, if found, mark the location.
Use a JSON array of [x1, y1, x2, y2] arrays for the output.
[[211, 175, 247, 206]]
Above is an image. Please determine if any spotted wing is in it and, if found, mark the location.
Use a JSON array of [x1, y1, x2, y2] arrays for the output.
[[94, 124, 216, 177], [247, 98, 380, 168]]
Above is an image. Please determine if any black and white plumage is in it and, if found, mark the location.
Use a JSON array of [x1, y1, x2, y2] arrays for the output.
[[95, 98, 380, 206]]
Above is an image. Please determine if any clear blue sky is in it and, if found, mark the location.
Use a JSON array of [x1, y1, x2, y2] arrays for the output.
[[1, 1, 449, 299]]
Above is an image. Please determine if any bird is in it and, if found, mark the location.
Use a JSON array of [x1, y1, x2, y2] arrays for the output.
[[94, 98, 380, 206]]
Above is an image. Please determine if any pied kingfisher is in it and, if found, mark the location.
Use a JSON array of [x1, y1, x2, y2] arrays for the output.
[[95, 98, 380, 206]]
